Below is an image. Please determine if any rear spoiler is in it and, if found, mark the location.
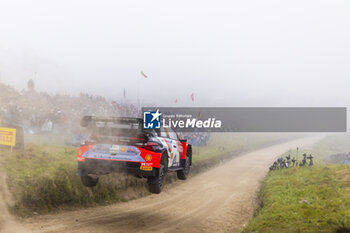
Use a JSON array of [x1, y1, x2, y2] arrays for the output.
[[81, 116, 143, 128]]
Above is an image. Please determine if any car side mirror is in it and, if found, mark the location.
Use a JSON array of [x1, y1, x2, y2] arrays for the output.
[[180, 139, 187, 142]]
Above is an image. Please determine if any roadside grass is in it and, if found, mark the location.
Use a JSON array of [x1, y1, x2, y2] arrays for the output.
[[0, 133, 297, 217], [0, 144, 147, 216], [242, 133, 350, 233], [312, 133, 350, 160]]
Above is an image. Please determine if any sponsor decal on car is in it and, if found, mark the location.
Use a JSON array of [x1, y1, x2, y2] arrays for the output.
[[110, 145, 120, 155], [145, 154, 152, 161], [127, 147, 137, 153], [141, 162, 153, 167], [140, 166, 153, 171]]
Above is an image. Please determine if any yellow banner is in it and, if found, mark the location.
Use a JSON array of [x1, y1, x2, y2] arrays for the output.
[[0, 128, 16, 147]]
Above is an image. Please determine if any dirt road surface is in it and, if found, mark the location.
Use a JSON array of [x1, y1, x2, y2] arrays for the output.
[[20, 137, 320, 233]]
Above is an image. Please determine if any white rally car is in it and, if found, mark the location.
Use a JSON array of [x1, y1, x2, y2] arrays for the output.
[[76, 116, 192, 194]]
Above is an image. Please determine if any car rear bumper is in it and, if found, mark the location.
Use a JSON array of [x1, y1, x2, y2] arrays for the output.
[[77, 159, 156, 177]]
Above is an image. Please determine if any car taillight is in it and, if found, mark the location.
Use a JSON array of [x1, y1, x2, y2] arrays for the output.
[[77, 144, 95, 161], [77, 147, 86, 157], [142, 142, 161, 152]]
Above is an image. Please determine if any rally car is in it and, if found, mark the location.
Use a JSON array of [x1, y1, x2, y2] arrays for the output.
[[76, 116, 192, 194]]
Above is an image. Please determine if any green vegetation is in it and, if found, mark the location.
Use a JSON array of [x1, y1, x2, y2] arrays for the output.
[[242, 133, 350, 233], [0, 144, 147, 216], [0, 133, 296, 217]]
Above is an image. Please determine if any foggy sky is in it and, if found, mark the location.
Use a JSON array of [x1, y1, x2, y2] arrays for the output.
[[0, 0, 349, 107]]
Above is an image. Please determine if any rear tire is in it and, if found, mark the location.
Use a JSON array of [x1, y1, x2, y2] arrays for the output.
[[148, 153, 168, 194], [81, 175, 99, 187], [177, 156, 191, 180]]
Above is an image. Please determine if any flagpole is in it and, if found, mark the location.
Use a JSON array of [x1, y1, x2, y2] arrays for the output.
[[137, 74, 140, 109], [138, 71, 149, 109], [123, 88, 126, 105]]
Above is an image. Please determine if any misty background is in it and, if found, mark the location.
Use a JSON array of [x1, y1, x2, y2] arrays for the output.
[[0, 0, 349, 107]]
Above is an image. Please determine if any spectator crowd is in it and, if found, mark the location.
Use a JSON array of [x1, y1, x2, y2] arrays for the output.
[[0, 80, 210, 146], [0, 81, 140, 134]]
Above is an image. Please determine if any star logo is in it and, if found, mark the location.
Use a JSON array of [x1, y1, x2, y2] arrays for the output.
[[150, 109, 162, 122], [143, 109, 162, 129]]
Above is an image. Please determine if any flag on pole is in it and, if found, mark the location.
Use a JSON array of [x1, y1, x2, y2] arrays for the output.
[[197, 111, 202, 120], [175, 98, 178, 104], [190, 93, 194, 102], [140, 71, 148, 78], [123, 88, 126, 98]]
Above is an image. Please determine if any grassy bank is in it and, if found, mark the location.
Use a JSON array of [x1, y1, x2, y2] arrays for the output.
[[242, 134, 350, 233], [0, 133, 296, 217]]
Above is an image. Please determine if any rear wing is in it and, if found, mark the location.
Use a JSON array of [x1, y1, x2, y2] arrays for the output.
[[80, 116, 159, 139], [81, 116, 143, 128]]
